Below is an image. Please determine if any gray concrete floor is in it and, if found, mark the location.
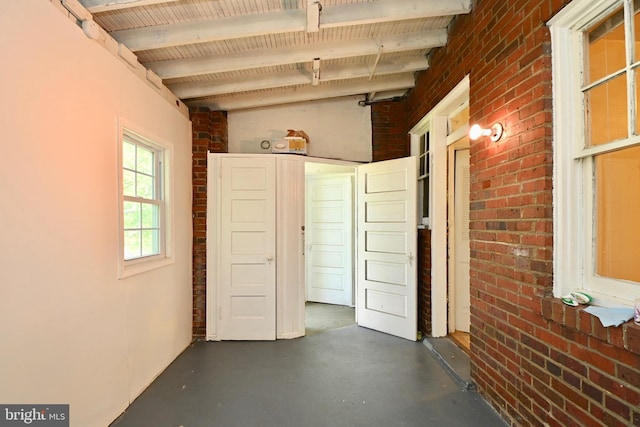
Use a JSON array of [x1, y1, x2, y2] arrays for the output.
[[110, 321, 506, 427], [305, 302, 355, 335]]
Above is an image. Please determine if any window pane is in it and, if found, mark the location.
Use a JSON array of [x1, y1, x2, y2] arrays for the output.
[[422, 177, 429, 218], [124, 201, 141, 228], [141, 230, 159, 257], [141, 203, 158, 228], [123, 170, 136, 197], [123, 141, 136, 170], [586, 6, 625, 85], [419, 155, 426, 177], [595, 145, 640, 282], [124, 230, 141, 260], [136, 145, 155, 175], [585, 74, 627, 146], [136, 173, 154, 199]]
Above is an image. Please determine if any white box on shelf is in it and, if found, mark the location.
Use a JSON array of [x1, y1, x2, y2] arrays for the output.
[[271, 137, 307, 155]]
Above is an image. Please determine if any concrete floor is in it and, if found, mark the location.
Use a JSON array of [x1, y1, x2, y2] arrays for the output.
[[110, 320, 506, 427], [305, 302, 355, 335]]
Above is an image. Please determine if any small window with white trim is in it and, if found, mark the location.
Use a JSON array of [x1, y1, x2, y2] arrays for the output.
[[550, 0, 640, 306], [417, 130, 432, 228], [118, 123, 173, 277]]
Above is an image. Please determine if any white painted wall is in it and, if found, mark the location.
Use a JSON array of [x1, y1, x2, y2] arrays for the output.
[[0, 2, 192, 426], [228, 96, 373, 162]]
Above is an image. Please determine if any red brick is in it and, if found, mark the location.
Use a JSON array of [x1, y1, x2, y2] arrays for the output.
[[626, 324, 640, 354], [605, 395, 632, 421], [189, 107, 229, 338], [618, 364, 640, 389], [398, 0, 639, 423], [371, 101, 409, 162]]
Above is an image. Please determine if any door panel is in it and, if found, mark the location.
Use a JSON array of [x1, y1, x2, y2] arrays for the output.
[[365, 200, 408, 222], [454, 149, 471, 332], [366, 259, 407, 285], [219, 157, 276, 340], [357, 157, 417, 341], [306, 175, 353, 306], [366, 232, 407, 253]]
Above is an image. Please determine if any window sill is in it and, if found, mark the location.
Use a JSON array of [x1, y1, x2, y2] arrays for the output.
[[541, 297, 640, 356], [118, 256, 174, 279]]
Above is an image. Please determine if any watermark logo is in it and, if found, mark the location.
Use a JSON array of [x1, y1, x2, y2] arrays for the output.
[[0, 405, 68, 427]]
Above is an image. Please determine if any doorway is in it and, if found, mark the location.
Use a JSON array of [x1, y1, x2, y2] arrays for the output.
[[303, 157, 418, 341], [304, 162, 357, 334], [448, 140, 471, 352], [305, 173, 354, 307]]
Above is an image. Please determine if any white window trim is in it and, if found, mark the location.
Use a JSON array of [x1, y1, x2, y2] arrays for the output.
[[549, 0, 637, 306], [411, 126, 433, 229], [117, 117, 175, 279]]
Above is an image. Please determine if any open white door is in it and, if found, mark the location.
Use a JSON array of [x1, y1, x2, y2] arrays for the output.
[[306, 174, 353, 306], [356, 156, 417, 341], [219, 156, 276, 340]]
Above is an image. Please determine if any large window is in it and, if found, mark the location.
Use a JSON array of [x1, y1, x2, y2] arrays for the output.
[[122, 131, 163, 260], [550, 0, 640, 306], [118, 122, 173, 277]]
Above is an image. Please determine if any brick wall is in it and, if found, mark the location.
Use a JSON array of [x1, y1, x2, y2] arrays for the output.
[[190, 107, 228, 338], [417, 229, 432, 337], [371, 100, 409, 162], [401, 0, 640, 426]]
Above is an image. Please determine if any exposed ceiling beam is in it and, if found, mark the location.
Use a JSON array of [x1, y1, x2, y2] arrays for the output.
[[111, 10, 305, 52], [171, 72, 310, 100], [110, 0, 469, 52], [78, 0, 179, 13], [186, 74, 416, 111], [322, 57, 430, 81], [62, 0, 92, 21], [169, 57, 430, 99], [321, 0, 472, 28], [150, 30, 446, 79]]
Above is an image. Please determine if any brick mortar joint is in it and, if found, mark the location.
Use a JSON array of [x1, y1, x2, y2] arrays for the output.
[[540, 296, 640, 356]]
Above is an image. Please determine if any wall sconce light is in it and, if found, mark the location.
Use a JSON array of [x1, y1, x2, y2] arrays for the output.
[[469, 123, 504, 142]]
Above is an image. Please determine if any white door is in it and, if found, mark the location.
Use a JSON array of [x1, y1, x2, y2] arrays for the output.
[[306, 174, 353, 306], [356, 157, 417, 341], [219, 157, 276, 340], [453, 149, 471, 332], [276, 157, 306, 339]]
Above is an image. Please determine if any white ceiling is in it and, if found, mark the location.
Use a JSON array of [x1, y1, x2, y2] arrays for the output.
[[77, 0, 472, 110]]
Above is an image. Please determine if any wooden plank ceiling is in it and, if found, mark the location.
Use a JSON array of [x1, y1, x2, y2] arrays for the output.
[[78, 0, 472, 110]]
